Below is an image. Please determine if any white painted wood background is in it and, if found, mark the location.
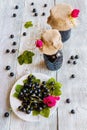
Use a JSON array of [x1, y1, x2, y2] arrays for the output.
[[0, 0, 87, 130]]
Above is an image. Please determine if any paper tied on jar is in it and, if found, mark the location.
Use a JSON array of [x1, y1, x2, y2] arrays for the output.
[[35, 29, 63, 55], [47, 3, 80, 31]]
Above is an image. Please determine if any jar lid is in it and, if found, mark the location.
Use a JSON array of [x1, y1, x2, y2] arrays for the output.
[[40, 29, 63, 55], [47, 3, 77, 31]]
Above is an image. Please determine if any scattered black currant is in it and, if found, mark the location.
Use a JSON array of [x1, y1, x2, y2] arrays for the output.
[[34, 13, 38, 16], [11, 49, 16, 53], [23, 32, 27, 36], [12, 13, 16, 17], [75, 55, 79, 59], [15, 5, 19, 9], [71, 109, 75, 114], [12, 41, 17, 46], [10, 72, 14, 77], [5, 66, 11, 70], [73, 61, 77, 65], [66, 98, 71, 103], [10, 34, 14, 39], [6, 49, 10, 53], [31, 2, 34, 5], [42, 12, 45, 16], [32, 8, 36, 12], [44, 4, 47, 7], [4, 112, 9, 117], [67, 60, 71, 64], [70, 55, 74, 60], [71, 74, 75, 78]]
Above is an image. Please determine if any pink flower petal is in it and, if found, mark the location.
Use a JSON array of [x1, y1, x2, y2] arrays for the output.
[[35, 40, 43, 48], [71, 9, 80, 18]]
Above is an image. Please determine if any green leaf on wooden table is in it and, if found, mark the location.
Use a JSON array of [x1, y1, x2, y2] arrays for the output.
[[18, 50, 35, 65], [18, 55, 24, 65], [40, 107, 50, 118], [46, 78, 62, 96], [24, 21, 33, 28], [15, 84, 23, 93], [13, 92, 19, 98], [32, 110, 40, 116]]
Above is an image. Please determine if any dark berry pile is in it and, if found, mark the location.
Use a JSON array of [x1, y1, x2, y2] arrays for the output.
[[17, 74, 50, 114]]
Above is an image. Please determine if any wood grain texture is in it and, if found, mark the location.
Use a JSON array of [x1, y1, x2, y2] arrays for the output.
[[0, 0, 25, 130], [0, 0, 87, 130], [55, 0, 87, 130], [12, 0, 58, 130], [0, 0, 58, 130]]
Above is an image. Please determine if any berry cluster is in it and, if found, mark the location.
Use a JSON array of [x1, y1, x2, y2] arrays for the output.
[[17, 75, 50, 114]]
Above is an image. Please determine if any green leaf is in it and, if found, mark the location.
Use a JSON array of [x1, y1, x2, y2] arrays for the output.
[[32, 78, 40, 84], [23, 79, 28, 84], [18, 51, 35, 65], [40, 107, 50, 118], [15, 84, 23, 93], [29, 74, 34, 77], [46, 78, 56, 85], [55, 82, 62, 88], [53, 82, 62, 96], [32, 110, 40, 116], [24, 21, 33, 28], [23, 74, 40, 85], [24, 57, 32, 64], [36, 79, 40, 83], [17, 55, 24, 65], [53, 88, 62, 96], [13, 92, 19, 98], [46, 78, 62, 96]]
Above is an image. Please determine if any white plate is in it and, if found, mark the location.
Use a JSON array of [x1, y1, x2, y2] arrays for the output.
[[10, 73, 59, 122]]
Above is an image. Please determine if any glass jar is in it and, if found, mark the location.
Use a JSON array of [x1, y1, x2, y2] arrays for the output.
[[59, 29, 71, 42], [43, 50, 63, 71]]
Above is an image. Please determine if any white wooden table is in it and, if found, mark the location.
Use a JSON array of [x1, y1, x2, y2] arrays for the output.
[[0, 0, 87, 130]]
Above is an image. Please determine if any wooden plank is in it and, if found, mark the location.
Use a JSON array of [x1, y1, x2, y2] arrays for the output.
[[55, 0, 87, 130], [10, 0, 58, 130], [0, 0, 25, 130], [16, 0, 56, 77]]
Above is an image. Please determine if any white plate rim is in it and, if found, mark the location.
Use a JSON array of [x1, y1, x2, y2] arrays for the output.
[[10, 73, 60, 122]]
